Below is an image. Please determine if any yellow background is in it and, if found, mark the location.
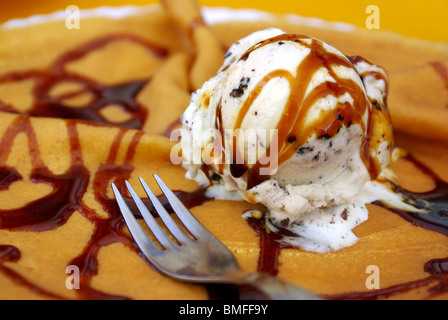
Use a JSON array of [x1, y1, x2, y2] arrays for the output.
[[0, 0, 447, 42]]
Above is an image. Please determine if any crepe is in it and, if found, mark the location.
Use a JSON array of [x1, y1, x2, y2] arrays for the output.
[[0, 0, 448, 300]]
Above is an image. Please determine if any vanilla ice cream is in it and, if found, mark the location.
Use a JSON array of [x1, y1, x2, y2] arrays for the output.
[[180, 28, 395, 252]]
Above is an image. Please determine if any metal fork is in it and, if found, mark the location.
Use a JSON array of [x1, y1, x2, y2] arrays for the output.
[[111, 174, 321, 300]]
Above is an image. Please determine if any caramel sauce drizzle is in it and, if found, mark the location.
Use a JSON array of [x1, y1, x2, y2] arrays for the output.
[[227, 34, 391, 189], [227, 35, 448, 299], [0, 31, 446, 300]]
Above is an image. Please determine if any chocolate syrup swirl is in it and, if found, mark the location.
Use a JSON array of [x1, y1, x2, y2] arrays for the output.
[[0, 34, 212, 299], [0, 31, 447, 300], [0, 244, 66, 299], [375, 155, 448, 237], [244, 153, 448, 300], [0, 115, 210, 299], [327, 155, 448, 300], [0, 34, 167, 129], [0, 167, 21, 191]]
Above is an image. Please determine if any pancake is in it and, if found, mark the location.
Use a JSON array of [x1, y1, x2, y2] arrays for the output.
[[0, 0, 447, 300]]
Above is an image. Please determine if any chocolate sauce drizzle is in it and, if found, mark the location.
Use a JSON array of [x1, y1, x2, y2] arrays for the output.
[[323, 155, 448, 300], [0, 244, 66, 299], [376, 155, 448, 237], [0, 34, 211, 299], [0, 34, 167, 129], [244, 153, 448, 300], [0, 115, 211, 299], [215, 35, 448, 299], [1, 31, 448, 300]]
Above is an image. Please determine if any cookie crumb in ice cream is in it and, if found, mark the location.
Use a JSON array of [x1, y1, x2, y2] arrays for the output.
[[180, 28, 422, 253]]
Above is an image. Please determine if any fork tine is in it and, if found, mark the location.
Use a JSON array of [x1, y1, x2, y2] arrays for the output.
[[111, 183, 162, 258], [152, 174, 215, 241], [124, 180, 176, 250], [138, 177, 192, 245]]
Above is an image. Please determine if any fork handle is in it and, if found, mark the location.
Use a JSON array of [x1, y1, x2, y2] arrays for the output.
[[242, 272, 322, 300]]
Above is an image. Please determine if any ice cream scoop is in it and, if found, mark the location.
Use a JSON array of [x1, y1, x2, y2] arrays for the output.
[[180, 28, 394, 252]]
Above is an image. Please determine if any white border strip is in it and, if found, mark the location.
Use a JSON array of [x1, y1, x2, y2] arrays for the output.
[[1, 4, 356, 33]]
